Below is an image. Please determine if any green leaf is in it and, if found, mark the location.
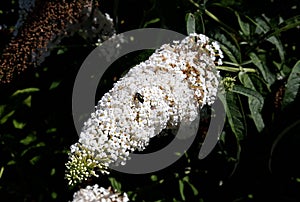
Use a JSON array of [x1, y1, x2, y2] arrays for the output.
[[184, 179, 199, 196], [20, 134, 37, 145], [249, 52, 275, 85], [151, 175, 158, 181], [57, 48, 67, 55], [219, 91, 246, 141], [23, 95, 32, 107], [186, 13, 196, 35], [12, 88, 39, 96], [214, 33, 241, 64], [49, 81, 61, 90], [179, 179, 185, 201], [7, 160, 16, 165], [232, 81, 265, 132], [282, 61, 300, 109], [254, 16, 284, 61], [30, 156, 40, 165], [50, 168, 56, 176], [250, 15, 300, 56], [0, 166, 4, 179], [264, 15, 300, 40], [0, 105, 5, 116], [253, 16, 270, 34], [108, 177, 122, 191], [51, 192, 57, 199], [220, 45, 238, 64], [266, 36, 285, 62], [13, 119, 26, 129], [235, 12, 250, 36], [143, 18, 160, 28], [0, 110, 15, 124]]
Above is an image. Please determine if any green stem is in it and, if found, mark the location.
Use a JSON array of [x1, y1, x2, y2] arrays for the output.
[[217, 66, 256, 73], [188, 0, 200, 8]]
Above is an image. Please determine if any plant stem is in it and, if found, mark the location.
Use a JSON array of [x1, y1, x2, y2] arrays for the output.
[[217, 66, 256, 73]]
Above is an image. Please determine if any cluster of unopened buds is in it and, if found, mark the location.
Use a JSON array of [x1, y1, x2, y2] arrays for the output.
[[65, 33, 223, 187]]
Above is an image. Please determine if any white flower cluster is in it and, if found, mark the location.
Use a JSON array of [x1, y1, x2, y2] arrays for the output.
[[66, 33, 223, 186], [72, 184, 129, 202]]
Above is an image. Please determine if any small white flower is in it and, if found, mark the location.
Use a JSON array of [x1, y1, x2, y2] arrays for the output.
[[72, 185, 129, 202]]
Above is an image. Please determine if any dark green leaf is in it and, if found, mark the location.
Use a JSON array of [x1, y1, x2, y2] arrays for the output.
[[235, 12, 250, 36], [49, 81, 61, 90], [265, 15, 300, 39], [214, 33, 241, 64], [220, 45, 238, 64], [266, 36, 285, 62], [0, 105, 5, 116], [254, 16, 284, 61], [282, 61, 300, 109], [30, 156, 40, 165], [232, 79, 265, 132], [219, 91, 246, 141], [249, 52, 275, 85]]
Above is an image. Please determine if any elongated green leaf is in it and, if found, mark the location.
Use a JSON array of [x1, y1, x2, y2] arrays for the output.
[[232, 79, 265, 132], [253, 16, 270, 34], [214, 33, 240, 64], [0, 105, 4, 116], [108, 177, 122, 191], [235, 12, 250, 37], [183, 177, 199, 196], [256, 16, 285, 61], [143, 18, 160, 28], [186, 13, 196, 35], [0, 166, 4, 179], [249, 52, 275, 85], [267, 36, 285, 62], [282, 61, 300, 109], [219, 91, 246, 141], [220, 45, 238, 64], [49, 81, 61, 90], [0, 110, 15, 124], [264, 15, 300, 39], [12, 88, 39, 96], [179, 179, 185, 201], [250, 15, 300, 56]]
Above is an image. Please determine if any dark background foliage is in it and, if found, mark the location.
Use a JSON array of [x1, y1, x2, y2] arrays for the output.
[[0, 0, 300, 201]]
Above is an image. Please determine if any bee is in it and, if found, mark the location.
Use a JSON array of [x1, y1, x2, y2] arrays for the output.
[[134, 92, 144, 104]]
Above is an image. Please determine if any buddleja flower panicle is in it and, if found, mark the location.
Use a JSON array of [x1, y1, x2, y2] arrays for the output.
[[65, 33, 223, 186]]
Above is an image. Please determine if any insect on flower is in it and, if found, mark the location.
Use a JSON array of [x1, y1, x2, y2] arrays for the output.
[[134, 92, 144, 103]]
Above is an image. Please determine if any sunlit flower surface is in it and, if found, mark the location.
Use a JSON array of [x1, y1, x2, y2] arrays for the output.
[[66, 33, 223, 186]]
